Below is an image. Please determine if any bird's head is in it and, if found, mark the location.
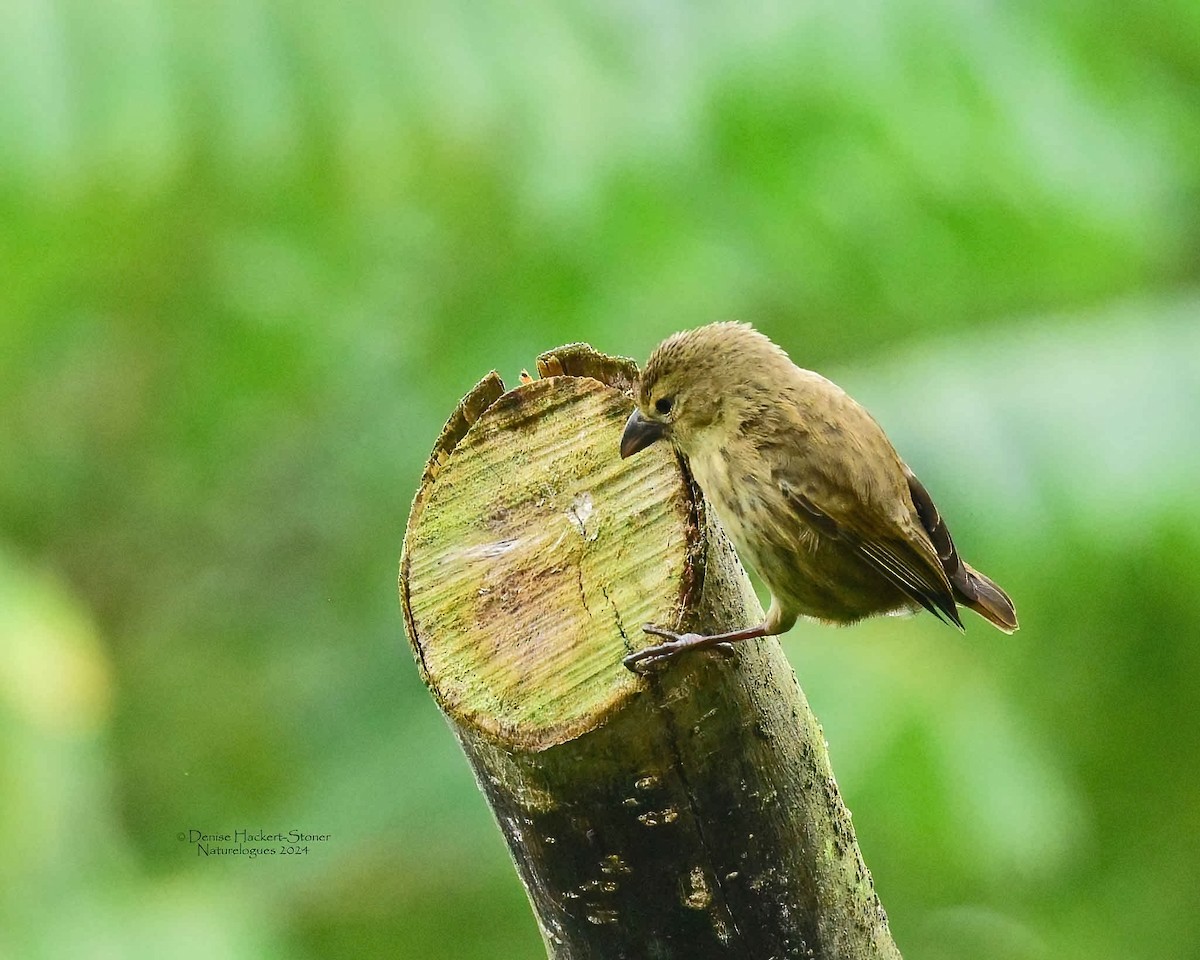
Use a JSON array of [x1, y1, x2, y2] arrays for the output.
[[620, 321, 792, 459]]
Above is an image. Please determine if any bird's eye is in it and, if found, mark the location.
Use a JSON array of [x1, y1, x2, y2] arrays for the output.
[[655, 397, 674, 415]]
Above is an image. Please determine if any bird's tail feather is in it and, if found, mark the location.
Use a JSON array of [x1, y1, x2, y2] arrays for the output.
[[956, 562, 1018, 633]]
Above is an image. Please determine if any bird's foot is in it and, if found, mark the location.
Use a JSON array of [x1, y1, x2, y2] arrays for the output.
[[622, 624, 737, 673]]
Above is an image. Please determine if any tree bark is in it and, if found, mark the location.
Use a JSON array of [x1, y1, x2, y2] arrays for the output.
[[400, 344, 901, 960]]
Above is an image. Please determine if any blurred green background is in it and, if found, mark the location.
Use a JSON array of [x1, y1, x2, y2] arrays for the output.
[[2, 2, 1198, 958]]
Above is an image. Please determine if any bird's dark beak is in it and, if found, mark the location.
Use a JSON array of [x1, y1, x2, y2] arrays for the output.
[[620, 408, 665, 459]]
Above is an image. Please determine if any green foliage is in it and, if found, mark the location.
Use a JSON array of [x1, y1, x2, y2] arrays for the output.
[[2, 3, 1198, 958]]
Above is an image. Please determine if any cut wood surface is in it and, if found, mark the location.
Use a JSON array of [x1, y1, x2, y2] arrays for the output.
[[400, 343, 901, 960]]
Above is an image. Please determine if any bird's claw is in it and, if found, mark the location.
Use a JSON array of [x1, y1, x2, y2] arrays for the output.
[[622, 638, 691, 673], [622, 625, 736, 673]]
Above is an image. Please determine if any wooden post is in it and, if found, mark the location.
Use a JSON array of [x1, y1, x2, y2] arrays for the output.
[[400, 344, 901, 960]]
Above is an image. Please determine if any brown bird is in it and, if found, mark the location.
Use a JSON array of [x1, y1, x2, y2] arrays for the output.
[[619, 322, 1017, 672]]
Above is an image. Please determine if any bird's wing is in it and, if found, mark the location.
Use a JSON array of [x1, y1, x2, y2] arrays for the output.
[[904, 467, 1018, 632], [766, 374, 963, 627], [903, 468, 967, 590], [777, 472, 964, 630]]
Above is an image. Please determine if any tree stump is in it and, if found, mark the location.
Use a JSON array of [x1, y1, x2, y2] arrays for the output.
[[400, 343, 901, 960]]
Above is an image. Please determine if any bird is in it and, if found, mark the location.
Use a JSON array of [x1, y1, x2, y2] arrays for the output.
[[618, 321, 1017, 672]]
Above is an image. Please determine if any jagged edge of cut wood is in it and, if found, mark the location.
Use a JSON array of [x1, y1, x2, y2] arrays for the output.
[[535, 342, 640, 393]]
